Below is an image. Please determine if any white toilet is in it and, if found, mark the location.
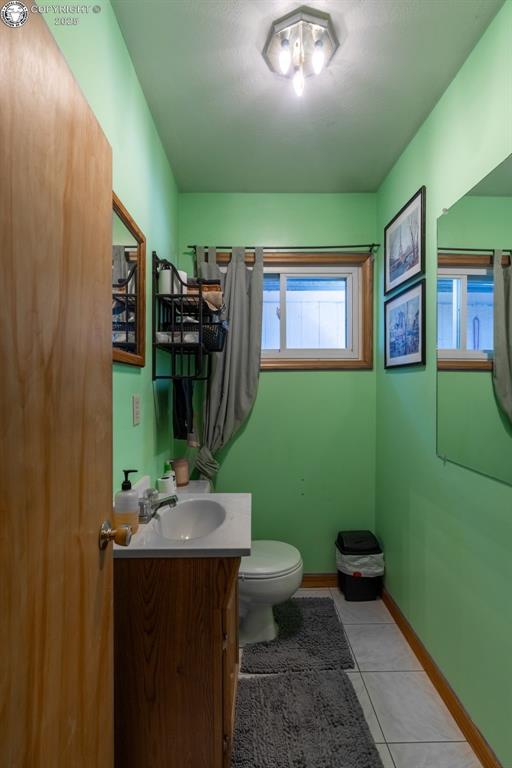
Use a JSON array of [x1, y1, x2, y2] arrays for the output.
[[238, 540, 303, 646]]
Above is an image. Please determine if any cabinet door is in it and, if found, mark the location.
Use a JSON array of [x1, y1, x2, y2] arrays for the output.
[[222, 558, 240, 766], [116, 557, 230, 768]]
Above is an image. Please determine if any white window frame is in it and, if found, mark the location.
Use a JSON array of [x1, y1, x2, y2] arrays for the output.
[[437, 266, 493, 362], [261, 265, 362, 361]]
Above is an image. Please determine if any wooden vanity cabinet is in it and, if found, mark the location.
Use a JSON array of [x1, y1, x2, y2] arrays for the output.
[[114, 557, 240, 768]]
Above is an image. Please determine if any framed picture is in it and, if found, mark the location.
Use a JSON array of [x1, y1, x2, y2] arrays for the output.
[[384, 186, 425, 294], [385, 280, 425, 368]]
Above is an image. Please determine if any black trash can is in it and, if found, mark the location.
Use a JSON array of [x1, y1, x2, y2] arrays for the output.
[[335, 530, 384, 602]]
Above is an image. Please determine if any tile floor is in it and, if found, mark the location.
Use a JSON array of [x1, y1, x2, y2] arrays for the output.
[[292, 588, 484, 768]]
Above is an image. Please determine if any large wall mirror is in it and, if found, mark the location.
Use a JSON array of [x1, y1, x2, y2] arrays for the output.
[[112, 193, 146, 366], [436, 155, 512, 484]]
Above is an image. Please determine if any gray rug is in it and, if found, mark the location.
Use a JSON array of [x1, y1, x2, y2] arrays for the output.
[[232, 670, 384, 768], [240, 598, 354, 674]]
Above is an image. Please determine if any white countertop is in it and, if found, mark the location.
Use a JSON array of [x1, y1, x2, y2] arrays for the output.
[[113, 492, 251, 559]]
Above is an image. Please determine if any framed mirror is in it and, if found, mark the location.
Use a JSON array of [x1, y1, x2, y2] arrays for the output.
[[436, 154, 512, 484], [112, 193, 146, 366]]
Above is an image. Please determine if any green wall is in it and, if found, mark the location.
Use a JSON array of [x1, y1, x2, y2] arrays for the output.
[[438, 195, 512, 249], [179, 194, 377, 571], [47, 2, 178, 489], [375, 3, 512, 764]]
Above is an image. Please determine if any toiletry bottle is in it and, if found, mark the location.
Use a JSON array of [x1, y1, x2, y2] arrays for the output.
[[165, 460, 177, 486], [114, 470, 139, 534], [173, 458, 189, 487]]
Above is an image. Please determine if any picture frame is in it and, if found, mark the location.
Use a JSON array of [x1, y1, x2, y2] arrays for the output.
[[385, 280, 426, 368], [384, 186, 426, 294]]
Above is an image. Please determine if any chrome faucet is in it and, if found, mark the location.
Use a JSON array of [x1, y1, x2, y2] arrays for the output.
[[138, 488, 178, 524]]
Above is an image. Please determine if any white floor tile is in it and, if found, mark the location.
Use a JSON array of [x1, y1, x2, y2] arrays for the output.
[[376, 744, 395, 768], [346, 672, 385, 744], [345, 624, 423, 672], [330, 588, 395, 624], [294, 588, 332, 598], [362, 672, 464, 743], [389, 742, 483, 768]]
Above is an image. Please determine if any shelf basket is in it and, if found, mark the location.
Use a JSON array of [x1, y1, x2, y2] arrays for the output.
[[152, 252, 228, 381]]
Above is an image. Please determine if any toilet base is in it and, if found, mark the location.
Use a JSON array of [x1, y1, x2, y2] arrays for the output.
[[239, 604, 278, 646]]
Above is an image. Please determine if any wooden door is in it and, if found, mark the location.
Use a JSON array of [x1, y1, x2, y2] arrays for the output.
[[0, 11, 113, 767]]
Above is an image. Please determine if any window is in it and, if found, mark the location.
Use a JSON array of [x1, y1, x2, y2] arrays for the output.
[[437, 266, 493, 368], [260, 255, 373, 370]]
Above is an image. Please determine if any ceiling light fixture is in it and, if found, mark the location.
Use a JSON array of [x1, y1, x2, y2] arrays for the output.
[[292, 66, 305, 97], [262, 6, 339, 97], [279, 38, 291, 74], [312, 39, 325, 75]]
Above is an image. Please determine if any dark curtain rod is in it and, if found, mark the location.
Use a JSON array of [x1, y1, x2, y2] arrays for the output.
[[439, 247, 512, 254], [188, 243, 379, 252]]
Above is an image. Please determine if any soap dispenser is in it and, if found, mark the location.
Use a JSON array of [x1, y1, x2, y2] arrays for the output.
[[114, 469, 139, 534]]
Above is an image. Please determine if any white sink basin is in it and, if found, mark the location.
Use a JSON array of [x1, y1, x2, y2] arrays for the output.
[[155, 498, 227, 541], [113, 492, 251, 559]]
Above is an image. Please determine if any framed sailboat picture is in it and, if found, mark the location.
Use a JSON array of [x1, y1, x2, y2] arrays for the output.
[[384, 280, 425, 368], [384, 186, 425, 294]]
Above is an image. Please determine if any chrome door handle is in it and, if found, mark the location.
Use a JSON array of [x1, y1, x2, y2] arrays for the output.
[[98, 520, 132, 550]]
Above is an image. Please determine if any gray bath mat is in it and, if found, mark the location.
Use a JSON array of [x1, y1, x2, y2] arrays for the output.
[[240, 598, 354, 674], [232, 670, 384, 768]]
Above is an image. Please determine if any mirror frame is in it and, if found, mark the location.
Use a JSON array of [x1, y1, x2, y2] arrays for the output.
[[112, 192, 146, 367]]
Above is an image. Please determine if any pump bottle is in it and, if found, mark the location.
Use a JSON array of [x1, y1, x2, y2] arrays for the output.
[[114, 469, 139, 534]]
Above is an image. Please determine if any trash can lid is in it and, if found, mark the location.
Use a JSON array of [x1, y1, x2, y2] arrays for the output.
[[336, 530, 382, 555]]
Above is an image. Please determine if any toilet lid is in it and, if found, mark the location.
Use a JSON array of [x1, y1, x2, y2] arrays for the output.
[[239, 540, 302, 579]]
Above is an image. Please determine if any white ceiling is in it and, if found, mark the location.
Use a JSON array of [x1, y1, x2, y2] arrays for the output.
[[112, 0, 503, 192]]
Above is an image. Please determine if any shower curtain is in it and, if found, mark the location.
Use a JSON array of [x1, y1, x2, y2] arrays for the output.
[[493, 249, 512, 423], [195, 246, 264, 479]]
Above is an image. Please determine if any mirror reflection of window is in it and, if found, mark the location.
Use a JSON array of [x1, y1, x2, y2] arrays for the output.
[[437, 270, 493, 357], [467, 275, 493, 351], [437, 277, 461, 350]]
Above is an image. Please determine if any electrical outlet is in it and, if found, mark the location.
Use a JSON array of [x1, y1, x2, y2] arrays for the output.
[[132, 394, 141, 426]]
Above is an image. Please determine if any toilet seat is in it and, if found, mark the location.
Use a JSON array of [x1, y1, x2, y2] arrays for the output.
[[239, 540, 303, 580]]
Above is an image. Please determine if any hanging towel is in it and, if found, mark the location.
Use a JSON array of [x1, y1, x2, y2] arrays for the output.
[[112, 245, 127, 285], [493, 249, 512, 423], [173, 379, 195, 442]]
